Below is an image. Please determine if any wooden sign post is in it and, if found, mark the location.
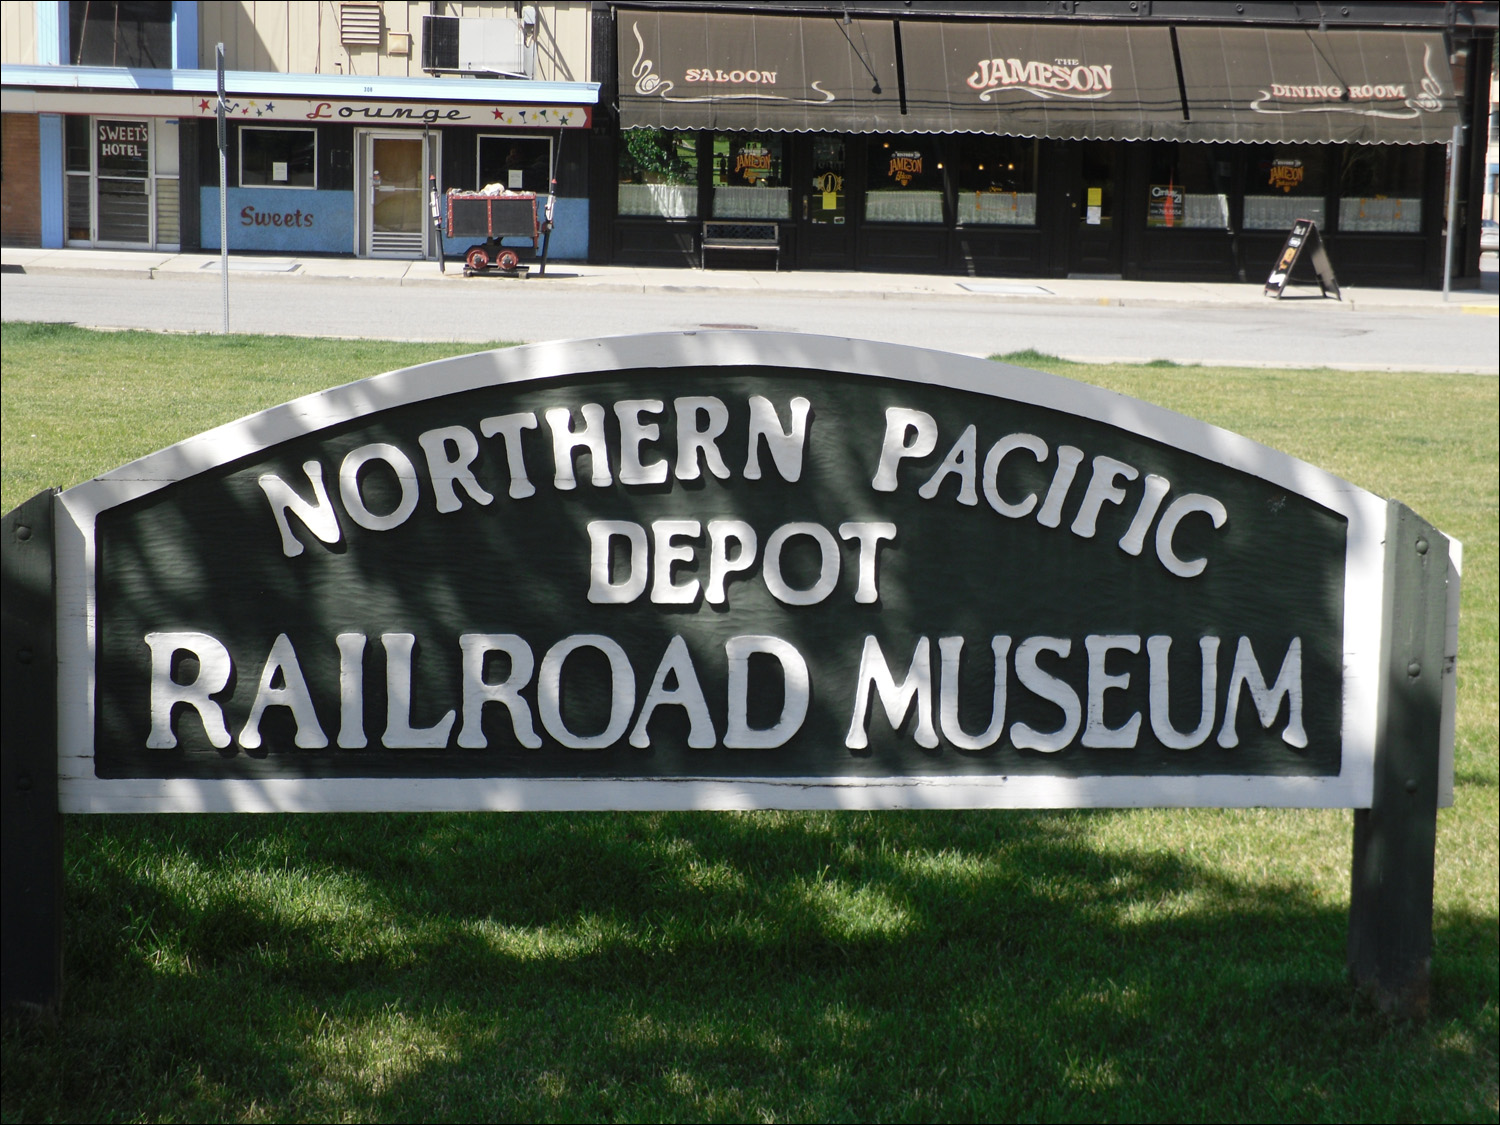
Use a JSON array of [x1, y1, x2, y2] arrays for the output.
[[1, 334, 1458, 1018]]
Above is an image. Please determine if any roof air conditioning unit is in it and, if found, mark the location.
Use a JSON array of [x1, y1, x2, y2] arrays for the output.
[[423, 15, 460, 70], [422, 15, 533, 78]]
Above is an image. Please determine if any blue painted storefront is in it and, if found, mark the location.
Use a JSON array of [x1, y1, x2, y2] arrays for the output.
[[200, 188, 353, 253], [202, 188, 588, 260]]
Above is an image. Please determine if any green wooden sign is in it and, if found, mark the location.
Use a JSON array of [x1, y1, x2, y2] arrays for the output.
[[2, 332, 1465, 1017], [44, 333, 1452, 814]]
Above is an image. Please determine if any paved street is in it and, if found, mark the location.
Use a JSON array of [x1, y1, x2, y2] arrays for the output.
[[3, 248, 1496, 373]]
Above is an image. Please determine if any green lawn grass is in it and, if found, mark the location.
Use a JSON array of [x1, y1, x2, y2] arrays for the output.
[[2, 325, 1495, 1122]]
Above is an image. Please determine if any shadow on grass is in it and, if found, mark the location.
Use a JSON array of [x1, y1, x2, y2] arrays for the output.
[[4, 811, 1495, 1122]]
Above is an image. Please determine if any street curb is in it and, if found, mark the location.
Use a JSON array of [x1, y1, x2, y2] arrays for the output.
[[340, 274, 1500, 315], [10, 265, 158, 281], [6, 259, 1497, 317]]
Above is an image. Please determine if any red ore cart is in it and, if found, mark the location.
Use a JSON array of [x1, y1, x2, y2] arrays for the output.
[[445, 190, 549, 276]]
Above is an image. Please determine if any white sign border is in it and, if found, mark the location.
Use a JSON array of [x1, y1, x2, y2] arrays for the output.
[[54, 332, 1388, 813]]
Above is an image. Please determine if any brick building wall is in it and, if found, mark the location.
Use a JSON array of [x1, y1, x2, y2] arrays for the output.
[[1, 113, 42, 247]]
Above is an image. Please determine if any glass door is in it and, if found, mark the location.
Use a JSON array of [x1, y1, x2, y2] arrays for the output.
[[361, 133, 427, 258], [94, 118, 153, 247], [795, 136, 855, 270], [65, 117, 178, 250], [1066, 141, 1123, 277]]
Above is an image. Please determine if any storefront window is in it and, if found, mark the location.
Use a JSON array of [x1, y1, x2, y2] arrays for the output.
[[65, 116, 91, 242], [711, 134, 789, 220], [70, 1, 171, 68], [865, 139, 944, 224], [478, 135, 552, 193], [955, 137, 1037, 226], [1145, 143, 1231, 230], [1339, 147, 1424, 233], [240, 128, 316, 188], [155, 120, 180, 251], [65, 116, 91, 173], [1243, 145, 1327, 230], [618, 129, 699, 219]]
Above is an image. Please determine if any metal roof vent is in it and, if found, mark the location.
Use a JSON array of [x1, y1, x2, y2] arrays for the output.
[[339, 3, 383, 46]]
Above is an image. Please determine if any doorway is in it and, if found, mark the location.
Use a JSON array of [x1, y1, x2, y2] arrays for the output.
[[64, 116, 179, 250], [356, 131, 438, 258], [794, 135, 855, 270], [1063, 141, 1124, 277]]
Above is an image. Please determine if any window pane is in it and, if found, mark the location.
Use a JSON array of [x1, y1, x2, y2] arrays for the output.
[[807, 137, 847, 226], [618, 129, 698, 218], [70, 1, 172, 68], [371, 138, 423, 234], [65, 116, 91, 172], [478, 136, 552, 193], [97, 177, 150, 243], [155, 176, 180, 248], [1339, 147, 1424, 233], [66, 173, 91, 241], [1145, 143, 1231, 230], [1243, 145, 1327, 230], [711, 134, 790, 219], [955, 137, 1037, 226], [155, 119, 179, 176], [96, 119, 150, 178], [240, 129, 317, 188], [866, 139, 944, 224], [1079, 144, 1117, 229]]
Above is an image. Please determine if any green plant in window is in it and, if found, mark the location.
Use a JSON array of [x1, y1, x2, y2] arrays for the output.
[[623, 129, 695, 184]]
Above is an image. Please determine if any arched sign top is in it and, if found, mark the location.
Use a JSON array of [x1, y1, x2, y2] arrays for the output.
[[53, 333, 1406, 813], [63, 333, 1381, 513]]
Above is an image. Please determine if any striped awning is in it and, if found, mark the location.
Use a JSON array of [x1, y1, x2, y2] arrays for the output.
[[618, 10, 903, 133], [896, 21, 1187, 141], [617, 12, 1461, 145], [1174, 28, 1459, 144]]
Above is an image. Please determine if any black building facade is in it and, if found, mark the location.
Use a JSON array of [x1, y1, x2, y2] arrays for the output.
[[586, 1, 1497, 287]]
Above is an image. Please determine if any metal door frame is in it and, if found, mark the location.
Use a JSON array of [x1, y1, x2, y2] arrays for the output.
[[355, 129, 440, 259], [67, 115, 158, 250]]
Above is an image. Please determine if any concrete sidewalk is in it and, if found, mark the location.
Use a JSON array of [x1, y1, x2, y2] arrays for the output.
[[3, 244, 1496, 315]]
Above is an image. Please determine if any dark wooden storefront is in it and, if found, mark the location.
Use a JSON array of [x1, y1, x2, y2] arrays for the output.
[[591, 4, 1492, 288], [597, 132, 1449, 286]]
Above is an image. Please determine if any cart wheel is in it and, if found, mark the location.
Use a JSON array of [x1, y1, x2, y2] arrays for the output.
[[465, 246, 490, 272], [497, 249, 521, 272]]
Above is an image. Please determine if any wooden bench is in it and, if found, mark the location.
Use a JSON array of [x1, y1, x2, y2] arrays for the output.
[[700, 221, 780, 270]]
